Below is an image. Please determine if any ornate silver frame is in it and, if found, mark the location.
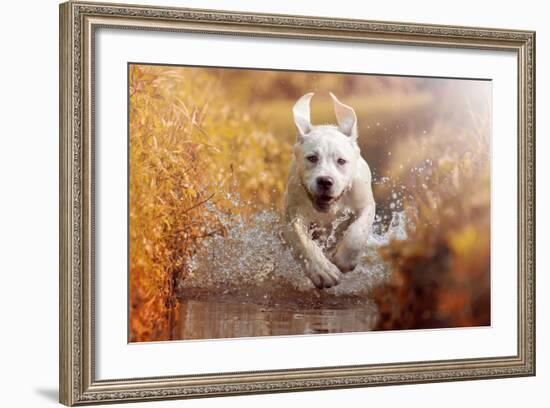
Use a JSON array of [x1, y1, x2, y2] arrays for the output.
[[59, 1, 536, 405]]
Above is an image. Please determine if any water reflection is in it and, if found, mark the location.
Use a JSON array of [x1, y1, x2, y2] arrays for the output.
[[178, 298, 378, 340]]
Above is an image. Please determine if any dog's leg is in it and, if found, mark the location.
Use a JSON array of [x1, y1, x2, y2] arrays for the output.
[[332, 208, 375, 272], [282, 217, 342, 289]]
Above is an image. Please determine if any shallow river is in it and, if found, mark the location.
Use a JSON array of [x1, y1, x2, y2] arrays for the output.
[[176, 295, 378, 340]]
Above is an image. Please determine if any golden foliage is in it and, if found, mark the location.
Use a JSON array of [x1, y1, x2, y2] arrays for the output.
[[128, 65, 293, 341], [374, 83, 492, 329]]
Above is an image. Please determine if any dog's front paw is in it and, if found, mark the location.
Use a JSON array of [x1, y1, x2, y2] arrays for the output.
[[332, 248, 359, 273], [305, 260, 342, 289]]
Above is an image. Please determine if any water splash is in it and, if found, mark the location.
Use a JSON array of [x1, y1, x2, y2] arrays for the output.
[[178, 196, 410, 304]]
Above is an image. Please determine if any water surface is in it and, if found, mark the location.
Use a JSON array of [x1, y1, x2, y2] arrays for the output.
[[177, 296, 378, 340]]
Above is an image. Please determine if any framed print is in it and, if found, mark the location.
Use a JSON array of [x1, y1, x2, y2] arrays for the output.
[[59, 1, 536, 405]]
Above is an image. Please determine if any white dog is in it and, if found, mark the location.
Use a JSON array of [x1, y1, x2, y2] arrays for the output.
[[282, 92, 376, 289]]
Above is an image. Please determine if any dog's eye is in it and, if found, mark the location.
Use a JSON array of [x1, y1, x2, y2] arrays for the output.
[[337, 158, 347, 166], [307, 155, 318, 164]]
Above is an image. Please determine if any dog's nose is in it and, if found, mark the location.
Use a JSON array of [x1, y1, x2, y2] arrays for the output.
[[316, 176, 334, 190]]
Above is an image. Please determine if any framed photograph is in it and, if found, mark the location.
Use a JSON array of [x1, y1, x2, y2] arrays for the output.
[[59, 1, 536, 405]]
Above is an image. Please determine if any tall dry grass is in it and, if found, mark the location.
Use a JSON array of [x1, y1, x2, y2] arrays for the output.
[[129, 65, 291, 341]]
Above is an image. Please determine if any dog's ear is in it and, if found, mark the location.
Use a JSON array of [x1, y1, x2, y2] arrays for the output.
[[330, 92, 358, 141], [293, 92, 314, 142]]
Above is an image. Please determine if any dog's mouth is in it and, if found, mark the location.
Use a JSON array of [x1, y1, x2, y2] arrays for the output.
[[312, 194, 337, 212], [300, 180, 343, 213]]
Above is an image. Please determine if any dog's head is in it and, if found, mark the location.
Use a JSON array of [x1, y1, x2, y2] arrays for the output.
[[292, 92, 361, 213]]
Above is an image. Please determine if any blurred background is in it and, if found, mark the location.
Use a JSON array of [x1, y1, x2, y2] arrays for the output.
[[129, 64, 491, 342]]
